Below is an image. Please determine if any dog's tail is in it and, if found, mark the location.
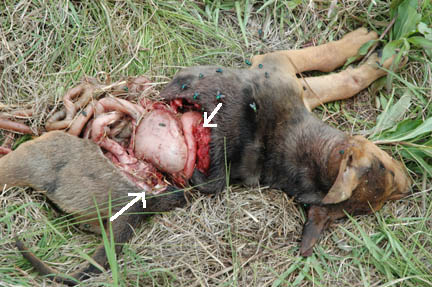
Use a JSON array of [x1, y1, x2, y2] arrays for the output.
[[15, 187, 187, 286], [15, 238, 83, 285]]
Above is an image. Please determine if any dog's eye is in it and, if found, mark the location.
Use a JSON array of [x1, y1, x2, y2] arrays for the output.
[[378, 161, 385, 170], [359, 166, 371, 176], [347, 154, 353, 165]]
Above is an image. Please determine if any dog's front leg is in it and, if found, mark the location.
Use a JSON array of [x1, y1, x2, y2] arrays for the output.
[[301, 53, 395, 109], [251, 28, 377, 74]]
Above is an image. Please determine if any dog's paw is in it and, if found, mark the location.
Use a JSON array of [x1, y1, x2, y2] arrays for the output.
[[343, 27, 378, 43], [339, 28, 378, 59], [366, 51, 406, 72], [189, 169, 224, 194]]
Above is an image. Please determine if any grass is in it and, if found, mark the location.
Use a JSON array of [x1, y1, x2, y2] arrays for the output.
[[1, 0, 431, 286]]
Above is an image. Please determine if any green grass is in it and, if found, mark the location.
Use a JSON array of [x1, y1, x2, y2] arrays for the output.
[[1, 0, 431, 286]]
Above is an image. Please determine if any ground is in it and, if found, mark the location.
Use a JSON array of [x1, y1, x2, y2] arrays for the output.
[[1, 1, 431, 286]]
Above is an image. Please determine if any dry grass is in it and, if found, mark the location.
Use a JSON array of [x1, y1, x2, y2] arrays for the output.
[[1, 1, 431, 286]]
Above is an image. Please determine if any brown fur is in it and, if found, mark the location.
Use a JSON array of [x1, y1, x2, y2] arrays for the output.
[[1, 28, 411, 285]]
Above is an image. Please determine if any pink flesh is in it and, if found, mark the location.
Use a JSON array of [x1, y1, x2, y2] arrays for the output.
[[63, 85, 84, 120], [135, 110, 188, 174], [0, 147, 12, 155], [180, 111, 203, 179], [0, 118, 32, 134], [91, 111, 122, 143], [68, 103, 95, 136], [95, 97, 145, 121], [45, 117, 71, 131], [99, 139, 137, 165], [105, 152, 167, 193], [91, 112, 137, 165], [9, 109, 33, 117]]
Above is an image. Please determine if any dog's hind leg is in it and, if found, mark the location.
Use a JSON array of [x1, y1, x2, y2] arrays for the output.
[[16, 187, 186, 286], [301, 53, 395, 109], [251, 28, 377, 74], [15, 204, 148, 285]]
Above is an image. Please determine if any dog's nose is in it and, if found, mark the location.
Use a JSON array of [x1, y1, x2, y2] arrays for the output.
[[392, 166, 412, 200]]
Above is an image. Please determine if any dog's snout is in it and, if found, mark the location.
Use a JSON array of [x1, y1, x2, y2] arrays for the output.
[[386, 158, 412, 200]]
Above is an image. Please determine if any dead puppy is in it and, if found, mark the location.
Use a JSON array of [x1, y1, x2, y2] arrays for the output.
[[1, 131, 186, 285], [160, 28, 411, 255], [4, 28, 411, 284]]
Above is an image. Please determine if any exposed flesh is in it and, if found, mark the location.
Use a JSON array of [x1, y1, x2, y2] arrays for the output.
[[0, 77, 212, 193], [135, 109, 188, 174], [180, 111, 203, 179]]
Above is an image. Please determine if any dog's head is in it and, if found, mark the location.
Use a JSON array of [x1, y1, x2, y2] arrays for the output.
[[300, 136, 411, 256], [322, 135, 411, 211]]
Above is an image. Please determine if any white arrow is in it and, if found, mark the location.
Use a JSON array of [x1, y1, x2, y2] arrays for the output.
[[110, 192, 146, 222], [203, 103, 222, 128]]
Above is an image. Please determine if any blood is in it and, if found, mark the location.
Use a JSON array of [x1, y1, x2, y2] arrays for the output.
[[194, 123, 211, 174], [170, 98, 211, 175]]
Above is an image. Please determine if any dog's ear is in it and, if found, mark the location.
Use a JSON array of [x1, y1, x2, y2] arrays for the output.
[[322, 147, 365, 204], [300, 205, 331, 256], [322, 135, 411, 206]]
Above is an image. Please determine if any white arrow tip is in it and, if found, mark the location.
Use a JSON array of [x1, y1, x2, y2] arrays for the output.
[[203, 103, 222, 128], [203, 112, 216, 127]]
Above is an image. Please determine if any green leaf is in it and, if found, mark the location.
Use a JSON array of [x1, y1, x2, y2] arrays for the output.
[[421, 144, 432, 158], [374, 118, 422, 140], [11, 134, 33, 150], [370, 77, 387, 97], [256, 0, 276, 13], [392, 0, 421, 40], [417, 22, 432, 40], [235, 1, 249, 46], [380, 92, 389, 109], [403, 147, 432, 178], [385, 42, 407, 89], [390, 0, 405, 18], [371, 92, 412, 138], [394, 119, 424, 134], [344, 56, 358, 68], [272, 257, 302, 287], [287, 0, 301, 10], [403, 37, 411, 51], [359, 39, 378, 55], [418, 145, 432, 158], [381, 39, 403, 64], [408, 36, 432, 49], [344, 40, 378, 68], [383, 117, 432, 142]]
